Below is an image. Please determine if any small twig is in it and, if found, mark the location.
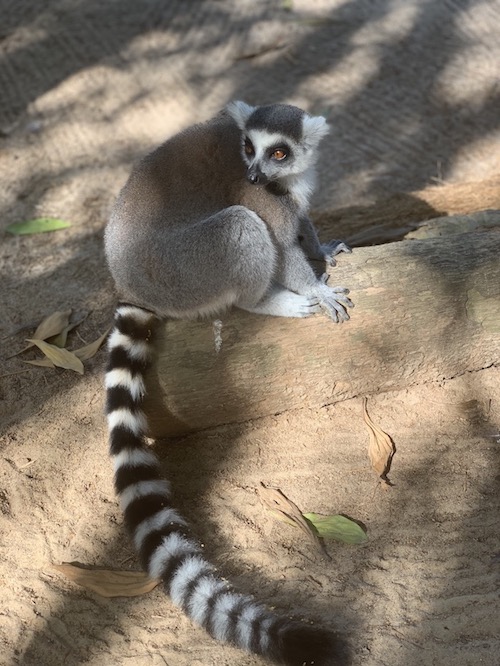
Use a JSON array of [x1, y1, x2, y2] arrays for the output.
[[19, 458, 37, 470], [0, 369, 32, 379], [235, 39, 287, 61], [75, 329, 88, 345], [392, 627, 426, 650], [119, 554, 135, 567]]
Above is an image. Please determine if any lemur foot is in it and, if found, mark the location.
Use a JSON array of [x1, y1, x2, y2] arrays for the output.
[[242, 287, 321, 318], [275, 291, 322, 318], [314, 273, 353, 322], [320, 240, 352, 266]]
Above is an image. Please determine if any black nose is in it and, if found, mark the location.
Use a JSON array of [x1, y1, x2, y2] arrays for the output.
[[248, 172, 260, 184]]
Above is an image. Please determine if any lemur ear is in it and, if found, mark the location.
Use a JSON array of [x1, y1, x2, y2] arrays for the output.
[[226, 100, 256, 130], [302, 114, 330, 149]]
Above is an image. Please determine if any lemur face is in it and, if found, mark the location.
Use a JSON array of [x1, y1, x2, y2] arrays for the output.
[[227, 101, 329, 186]]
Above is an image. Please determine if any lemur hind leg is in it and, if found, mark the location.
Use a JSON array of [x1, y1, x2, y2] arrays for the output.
[[238, 284, 321, 318], [152, 205, 320, 319], [143, 206, 274, 318]]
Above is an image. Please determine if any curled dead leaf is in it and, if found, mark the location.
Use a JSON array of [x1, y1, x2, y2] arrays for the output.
[[73, 327, 111, 361], [32, 309, 72, 341], [26, 339, 84, 374], [257, 483, 330, 560], [362, 398, 395, 487], [47, 328, 69, 349], [13, 309, 72, 355], [235, 39, 287, 61], [46, 311, 89, 348], [23, 357, 56, 368], [52, 562, 160, 598]]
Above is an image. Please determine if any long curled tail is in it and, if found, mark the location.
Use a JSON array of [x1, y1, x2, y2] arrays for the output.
[[105, 304, 343, 665]]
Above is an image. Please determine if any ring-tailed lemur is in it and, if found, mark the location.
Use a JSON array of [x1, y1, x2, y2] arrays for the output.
[[104, 102, 353, 665]]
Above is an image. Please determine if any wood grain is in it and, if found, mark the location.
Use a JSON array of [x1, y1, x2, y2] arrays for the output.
[[144, 218, 500, 437]]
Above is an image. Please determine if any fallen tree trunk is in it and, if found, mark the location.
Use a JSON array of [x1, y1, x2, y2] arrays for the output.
[[313, 175, 500, 246], [144, 215, 500, 437]]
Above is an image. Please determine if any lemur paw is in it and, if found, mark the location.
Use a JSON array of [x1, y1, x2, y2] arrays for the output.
[[282, 292, 322, 318], [320, 240, 352, 266], [315, 275, 353, 322], [243, 289, 321, 318]]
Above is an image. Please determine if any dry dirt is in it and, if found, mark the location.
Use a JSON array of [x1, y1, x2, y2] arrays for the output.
[[1, 2, 499, 666]]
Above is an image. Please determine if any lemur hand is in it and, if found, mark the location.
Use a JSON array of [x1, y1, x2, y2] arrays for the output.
[[320, 240, 352, 266], [315, 273, 353, 322]]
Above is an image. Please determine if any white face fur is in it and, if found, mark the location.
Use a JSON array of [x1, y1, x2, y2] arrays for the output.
[[226, 101, 329, 185]]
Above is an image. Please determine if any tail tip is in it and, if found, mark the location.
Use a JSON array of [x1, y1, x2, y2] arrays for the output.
[[277, 621, 348, 666]]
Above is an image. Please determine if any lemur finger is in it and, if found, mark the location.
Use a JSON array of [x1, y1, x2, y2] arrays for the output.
[[319, 241, 352, 266], [323, 300, 350, 322], [300, 296, 322, 316], [280, 292, 321, 318], [318, 273, 349, 291], [323, 240, 352, 255], [329, 290, 354, 309], [315, 284, 353, 322], [328, 285, 351, 295], [319, 280, 353, 306]]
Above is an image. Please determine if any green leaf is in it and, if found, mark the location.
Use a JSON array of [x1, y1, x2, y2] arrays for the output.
[[6, 218, 71, 235], [258, 484, 328, 558], [26, 339, 84, 374], [303, 513, 367, 544]]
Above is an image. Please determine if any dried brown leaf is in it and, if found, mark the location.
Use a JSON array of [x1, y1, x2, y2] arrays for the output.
[[26, 339, 84, 374], [257, 483, 330, 559], [32, 309, 72, 343], [47, 329, 69, 348], [12, 309, 72, 355], [362, 398, 395, 486], [293, 16, 339, 26], [23, 358, 56, 368], [235, 39, 287, 61], [52, 562, 160, 598], [73, 327, 111, 361], [47, 312, 90, 348]]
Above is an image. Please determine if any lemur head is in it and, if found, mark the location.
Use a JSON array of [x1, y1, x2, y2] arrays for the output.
[[226, 101, 329, 187]]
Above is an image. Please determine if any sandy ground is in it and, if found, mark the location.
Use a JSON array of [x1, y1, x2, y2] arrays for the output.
[[1, 1, 499, 665]]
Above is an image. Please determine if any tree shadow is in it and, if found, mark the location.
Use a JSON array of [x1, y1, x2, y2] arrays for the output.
[[2, 0, 499, 210], [366, 381, 500, 665], [2, 0, 499, 664]]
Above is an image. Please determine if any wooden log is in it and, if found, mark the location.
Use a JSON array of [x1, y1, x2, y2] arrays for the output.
[[405, 209, 500, 240], [313, 175, 500, 246], [144, 218, 500, 437]]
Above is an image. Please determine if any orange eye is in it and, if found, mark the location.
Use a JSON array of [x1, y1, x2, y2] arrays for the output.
[[272, 149, 287, 160]]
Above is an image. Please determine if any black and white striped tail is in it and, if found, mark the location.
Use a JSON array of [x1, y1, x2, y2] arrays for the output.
[[105, 304, 342, 665]]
